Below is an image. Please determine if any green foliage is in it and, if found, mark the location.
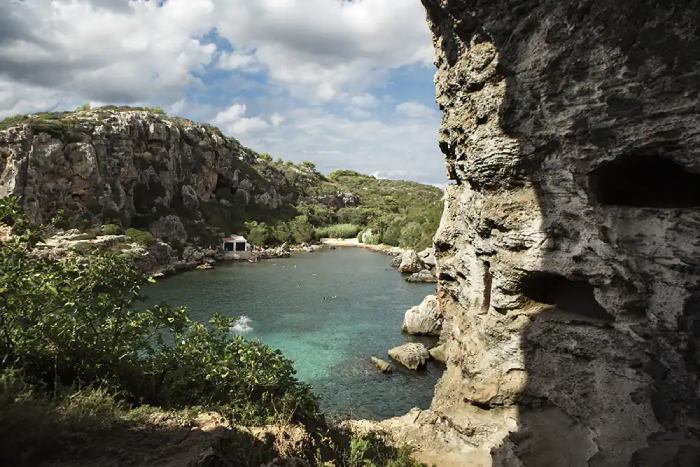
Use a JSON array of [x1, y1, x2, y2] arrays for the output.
[[125, 227, 155, 246], [288, 215, 314, 243], [346, 432, 427, 467], [50, 208, 70, 229], [144, 106, 166, 115], [245, 220, 271, 246], [76, 102, 92, 112], [0, 197, 42, 244], [101, 223, 122, 235], [314, 223, 361, 239], [0, 230, 319, 426], [272, 222, 292, 243]]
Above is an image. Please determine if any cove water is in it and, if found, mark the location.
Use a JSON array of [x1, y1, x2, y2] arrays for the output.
[[141, 246, 441, 420]]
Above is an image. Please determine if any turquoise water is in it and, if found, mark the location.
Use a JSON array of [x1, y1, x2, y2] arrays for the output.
[[141, 247, 441, 420]]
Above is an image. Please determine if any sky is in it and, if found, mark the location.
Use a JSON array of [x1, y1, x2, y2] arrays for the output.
[[0, 0, 446, 185]]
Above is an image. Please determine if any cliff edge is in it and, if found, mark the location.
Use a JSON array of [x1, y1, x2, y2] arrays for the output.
[[416, 0, 700, 465]]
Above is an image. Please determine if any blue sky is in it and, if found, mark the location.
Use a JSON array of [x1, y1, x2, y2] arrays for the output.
[[0, 0, 445, 185]]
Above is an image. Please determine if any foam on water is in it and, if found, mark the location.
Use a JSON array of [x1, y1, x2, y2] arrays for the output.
[[231, 315, 253, 333]]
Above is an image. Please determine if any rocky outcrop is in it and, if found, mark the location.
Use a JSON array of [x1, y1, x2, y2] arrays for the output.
[[415, 0, 700, 465], [401, 295, 442, 335], [397, 250, 423, 273], [0, 109, 319, 244], [370, 356, 392, 373], [405, 269, 437, 283], [388, 343, 430, 370]]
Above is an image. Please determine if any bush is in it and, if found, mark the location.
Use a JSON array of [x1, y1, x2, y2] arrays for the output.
[[101, 223, 122, 235], [125, 227, 155, 246], [245, 220, 271, 246], [314, 223, 361, 239], [288, 215, 314, 243], [0, 235, 320, 425]]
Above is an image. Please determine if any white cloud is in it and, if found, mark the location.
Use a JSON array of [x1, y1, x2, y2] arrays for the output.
[[212, 103, 280, 136], [238, 106, 445, 185], [217, 50, 261, 72], [269, 112, 285, 127], [210, 0, 433, 100], [0, 0, 216, 107], [396, 101, 438, 119]]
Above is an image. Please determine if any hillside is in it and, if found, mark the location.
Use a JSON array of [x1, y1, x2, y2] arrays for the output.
[[0, 106, 442, 251]]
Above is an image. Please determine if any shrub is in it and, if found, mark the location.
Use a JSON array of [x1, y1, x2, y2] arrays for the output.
[[0, 236, 319, 425], [101, 223, 122, 235], [245, 220, 271, 246], [314, 223, 361, 239], [125, 227, 155, 246], [288, 215, 314, 243]]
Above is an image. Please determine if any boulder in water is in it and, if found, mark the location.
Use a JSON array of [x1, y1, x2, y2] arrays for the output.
[[401, 295, 442, 335], [370, 356, 392, 373], [388, 343, 430, 370], [398, 250, 423, 273]]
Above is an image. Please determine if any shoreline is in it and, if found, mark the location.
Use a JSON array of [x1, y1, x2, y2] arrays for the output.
[[319, 237, 405, 256]]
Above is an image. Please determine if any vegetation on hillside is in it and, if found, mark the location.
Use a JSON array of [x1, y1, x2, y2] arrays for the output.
[[238, 163, 443, 251], [0, 197, 426, 466], [0, 107, 442, 251]]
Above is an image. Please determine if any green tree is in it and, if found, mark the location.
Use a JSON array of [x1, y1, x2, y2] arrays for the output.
[[287, 215, 314, 243]]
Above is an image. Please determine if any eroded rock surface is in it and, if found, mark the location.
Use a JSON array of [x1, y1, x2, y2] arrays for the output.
[[388, 343, 430, 370], [0, 109, 317, 243], [402, 294, 442, 335], [413, 0, 700, 465]]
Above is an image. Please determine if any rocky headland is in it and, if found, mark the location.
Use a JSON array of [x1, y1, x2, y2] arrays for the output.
[[365, 1, 700, 466]]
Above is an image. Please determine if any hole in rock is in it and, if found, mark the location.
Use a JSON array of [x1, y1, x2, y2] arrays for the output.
[[520, 272, 613, 321], [589, 155, 700, 208]]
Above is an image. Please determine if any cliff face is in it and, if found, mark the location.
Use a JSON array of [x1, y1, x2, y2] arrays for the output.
[[423, 0, 700, 465], [0, 109, 314, 244]]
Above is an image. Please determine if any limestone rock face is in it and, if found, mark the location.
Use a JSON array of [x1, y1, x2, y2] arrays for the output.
[[420, 0, 700, 465], [402, 295, 442, 336], [388, 343, 430, 370], [0, 109, 315, 242]]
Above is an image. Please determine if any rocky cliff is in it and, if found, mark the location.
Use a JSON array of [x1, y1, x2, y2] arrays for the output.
[[0, 108, 319, 246], [419, 0, 700, 465]]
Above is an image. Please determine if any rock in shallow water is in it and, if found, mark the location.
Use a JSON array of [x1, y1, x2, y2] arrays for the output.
[[398, 250, 423, 273], [370, 356, 392, 373], [406, 269, 437, 283], [402, 295, 442, 336], [388, 343, 430, 370]]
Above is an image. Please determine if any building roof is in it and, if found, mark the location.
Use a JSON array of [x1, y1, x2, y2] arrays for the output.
[[223, 235, 247, 242]]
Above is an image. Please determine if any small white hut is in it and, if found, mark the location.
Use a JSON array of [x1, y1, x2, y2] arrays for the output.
[[223, 235, 252, 260]]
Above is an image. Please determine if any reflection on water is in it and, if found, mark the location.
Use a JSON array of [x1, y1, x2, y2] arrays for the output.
[[141, 247, 442, 420]]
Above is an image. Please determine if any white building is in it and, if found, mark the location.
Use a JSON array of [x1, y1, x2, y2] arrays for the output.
[[222, 235, 252, 260]]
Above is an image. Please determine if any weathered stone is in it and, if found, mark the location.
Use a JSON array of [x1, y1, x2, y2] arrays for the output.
[[398, 250, 423, 273], [388, 343, 430, 370], [390, 253, 402, 268], [418, 247, 436, 268], [405, 269, 437, 283], [428, 344, 447, 364], [0, 109, 313, 242], [415, 1, 700, 465], [402, 295, 442, 336], [370, 356, 392, 373], [149, 215, 187, 244]]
